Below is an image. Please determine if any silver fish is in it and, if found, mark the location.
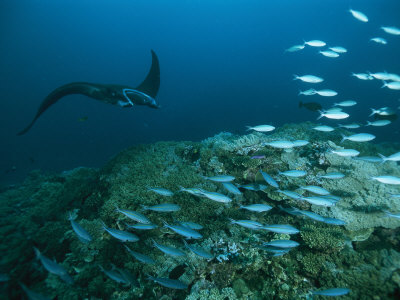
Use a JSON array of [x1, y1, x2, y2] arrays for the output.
[[125, 223, 158, 230], [99, 265, 129, 284], [263, 239, 300, 248], [293, 74, 324, 83], [163, 221, 203, 239], [240, 204, 273, 213], [299, 185, 330, 195], [222, 182, 242, 195], [260, 169, 279, 188], [152, 239, 186, 257], [279, 170, 307, 177], [317, 172, 345, 179], [341, 133, 375, 143], [178, 221, 203, 230], [371, 176, 400, 185], [115, 206, 151, 224], [312, 288, 350, 296], [124, 245, 155, 264], [230, 219, 264, 230], [201, 174, 235, 182], [262, 224, 299, 234], [147, 275, 188, 289], [323, 217, 346, 225], [147, 187, 174, 196], [142, 203, 181, 212], [301, 196, 336, 207], [299, 210, 325, 222], [183, 240, 213, 259], [349, 9, 368, 22], [68, 212, 92, 243], [198, 189, 232, 203], [102, 222, 139, 242]]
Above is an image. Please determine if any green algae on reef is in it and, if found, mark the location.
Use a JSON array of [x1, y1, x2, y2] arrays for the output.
[[1, 123, 400, 299]]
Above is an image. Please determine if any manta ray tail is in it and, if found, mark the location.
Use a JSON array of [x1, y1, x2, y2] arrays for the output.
[[17, 82, 92, 135]]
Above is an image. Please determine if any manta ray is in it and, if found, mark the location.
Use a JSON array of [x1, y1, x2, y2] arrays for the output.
[[18, 50, 160, 135]]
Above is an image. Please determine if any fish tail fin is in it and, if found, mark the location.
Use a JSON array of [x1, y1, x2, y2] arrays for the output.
[[369, 108, 376, 117], [100, 220, 107, 231], [246, 126, 253, 131], [340, 134, 347, 143], [33, 247, 41, 259], [316, 110, 323, 120], [378, 153, 387, 163], [381, 81, 387, 88], [293, 74, 299, 80], [140, 204, 148, 211], [67, 211, 76, 221], [365, 121, 371, 126]]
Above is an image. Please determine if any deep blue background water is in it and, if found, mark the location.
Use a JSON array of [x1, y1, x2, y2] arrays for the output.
[[1, 0, 400, 184]]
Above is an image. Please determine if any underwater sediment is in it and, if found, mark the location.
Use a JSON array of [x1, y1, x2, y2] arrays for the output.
[[1, 122, 400, 299]]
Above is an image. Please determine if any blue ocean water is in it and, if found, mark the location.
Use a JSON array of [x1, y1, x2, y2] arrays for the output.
[[1, 0, 399, 184]]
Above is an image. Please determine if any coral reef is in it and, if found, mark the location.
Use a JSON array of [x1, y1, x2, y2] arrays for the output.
[[0, 122, 400, 299]]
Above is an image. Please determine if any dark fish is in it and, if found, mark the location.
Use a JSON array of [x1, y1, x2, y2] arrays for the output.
[[251, 155, 266, 159], [299, 101, 322, 112]]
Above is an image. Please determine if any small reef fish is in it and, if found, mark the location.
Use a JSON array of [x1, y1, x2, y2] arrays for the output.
[[178, 221, 204, 230], [299, 210, 325, 222], [379, 151, 400, 162], [152, 239, 186, 257], [353, 156, 382, 163], [262, 224, 299, 234], [298, 89, 317, 96], [258, 245, 291, 256], [293, 74, 324, 83], [370, 37, 387, 44], [338, 123, 360, 129], [334, 100, 357, 107], [390, 193, 400, 198], [263, 240, 300, 248], [366, 120, 391, 126], [315, 89, 338, 97], [277, 189, 303, 201], [352, 72, 374, 80], [246, 125, 275, 132], [369, 72, 392, 81], [381, 26, 400, 35], [293, 140, 309, 147], [382, 81, 400, 90], [329, 46, 347, 53], [260, 169, 279, 188], [68, 212, 92, 243], [317, 172, 345, 179], [197, 189, 232, 203], [304, 40, 326, 47], [330, 149, 360, 157], [20, 283, 51, 300], [251, 155, 266, 159], [34, 247, 73, 284], [278, 205, 303, 216], [230, 218, 264, 230], [341, 133, 375, 143], [349, 9, 368, 22], [313, 125, 334, 132], [239, 183, 268, 191], [301, 196, 337, 207], [179, 186, 203, 196], [384, 211, 400, 219], [125, 223, 158, 230], [201, 175, 235, 182], [147, 187, 174, 196], [279, 170, 307, 177], [312, 288, 351, 296], [299, 101, 323, 113], [99, 265, 129, 284], [124, 245, 155, 264], [285, 44, 305, 52], [323, 217, 346, 225], [101, 222, 139, 242], [299, 185, 330, 195], [147, 275, 188, 289], [264, 140, 295, 149], [163, 220, 203, 239], [115, 206, 151, 224], [370, 107, 396, 116], [318, 110, 349, 120], [183, 240, 213, 259], [222, 182, 242, 195], [142, 203, 181, 212], [319, 50, 339, 58], [240, 203, 273, 213], [371, 176, 400, 185]]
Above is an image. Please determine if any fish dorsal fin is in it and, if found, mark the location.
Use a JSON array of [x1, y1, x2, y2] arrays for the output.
[[135, 50, 160, 98]]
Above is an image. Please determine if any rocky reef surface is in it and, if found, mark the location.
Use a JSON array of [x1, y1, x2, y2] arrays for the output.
[[1, 122, 400, 299]]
